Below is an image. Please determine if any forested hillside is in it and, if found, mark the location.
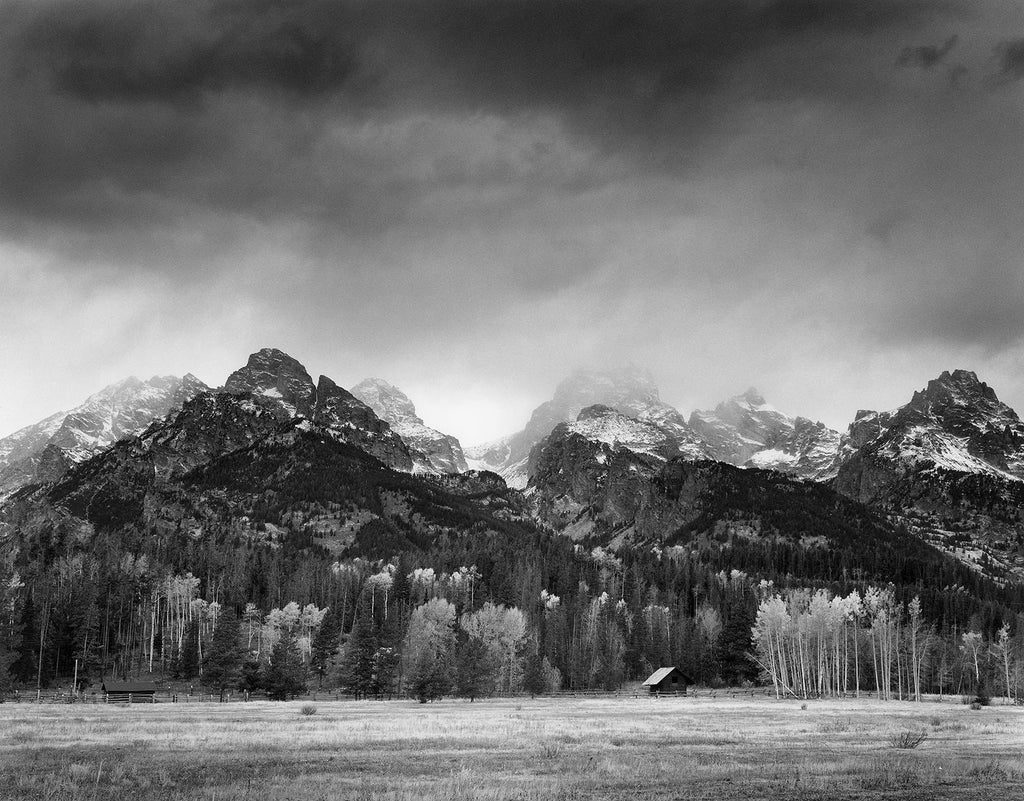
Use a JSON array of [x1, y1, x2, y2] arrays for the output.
[[2, 405, 1023, 701], [2, 352, 1024, 703]]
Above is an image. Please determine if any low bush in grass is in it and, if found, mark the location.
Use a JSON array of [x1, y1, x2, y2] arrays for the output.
[[889, 730, 928, 750], [300, 704, 317, 716]]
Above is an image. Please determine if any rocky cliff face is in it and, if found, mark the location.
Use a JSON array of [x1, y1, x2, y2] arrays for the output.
[[0, 373, 209, 497], [466, 367, 705, 489], [835, 369, 1024, 576], [224, 348, 316, 418], [527, 411, 664, 541], [313, 376, 413, 472], [223, 349, 413, 471], [689, 389, 841, 481], [12, 386, 529, 561], [527, 422, 935, 575], [351, 378, 467, 473]]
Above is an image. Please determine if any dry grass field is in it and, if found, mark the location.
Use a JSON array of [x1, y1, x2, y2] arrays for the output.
[[2, 695, 1023, 801]]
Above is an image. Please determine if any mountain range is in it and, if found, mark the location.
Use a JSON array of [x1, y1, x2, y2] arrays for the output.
[[2, 349, 1023, 581]]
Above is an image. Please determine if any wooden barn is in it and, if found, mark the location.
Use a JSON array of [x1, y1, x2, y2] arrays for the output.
[[102, 680, 160, 704], [641, 666, 692, 695]]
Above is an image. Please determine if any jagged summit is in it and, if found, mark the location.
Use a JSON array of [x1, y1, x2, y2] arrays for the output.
[[835, 368, 1024, 575], [558, 403, 706, 462], [839, 368, 1024, 482], [739, 387, 766, 406], [352, 378, 419, 424], [688, 389, 840, 481], [351, 378, 467, 474], [221, 350, 414, 470], [909, 369, 1003, 414], [466, 367, 702, 489], [0, 372, 210, 497], [224, 347, 316, 418]]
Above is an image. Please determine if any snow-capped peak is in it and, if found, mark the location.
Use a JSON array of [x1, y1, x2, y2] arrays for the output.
[[351, 378, 468, 474], [468, 367, 702, 489], [0, 373, 210, 496], [688, 390, 840, 481], [841, 368, 1024, 479]]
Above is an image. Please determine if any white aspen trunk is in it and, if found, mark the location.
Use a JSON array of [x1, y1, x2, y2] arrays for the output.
[[870, 630, 879, 698], [854, 625, 860, 698], [149, 599, 157, 674]]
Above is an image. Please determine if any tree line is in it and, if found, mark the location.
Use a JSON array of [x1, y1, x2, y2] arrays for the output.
[[3, 536, 1024, 702], [752, 584, 1024, 701]]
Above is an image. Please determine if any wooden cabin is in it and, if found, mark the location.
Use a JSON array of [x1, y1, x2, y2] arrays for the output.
[[102, 680, 160, 704], [641, 666, 692, 695]]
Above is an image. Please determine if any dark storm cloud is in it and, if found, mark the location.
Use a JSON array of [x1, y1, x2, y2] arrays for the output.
[[896, 34, 958, 68], [994, 37, 1024, 81], [24, 0, 941, 104], [0, 0, 955, 256], [865, 209, 911, 244]]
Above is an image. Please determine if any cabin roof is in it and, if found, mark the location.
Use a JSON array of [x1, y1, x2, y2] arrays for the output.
[[101, 681, 160, 693], [642, 666, 680, 686]]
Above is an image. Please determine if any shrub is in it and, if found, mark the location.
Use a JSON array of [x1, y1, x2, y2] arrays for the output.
[[929, 717, 941, 728], [970, 701, 983, 711], [818, 717, 851, 733], [301, 704, 317, 716], [889, 730, 927, 749]]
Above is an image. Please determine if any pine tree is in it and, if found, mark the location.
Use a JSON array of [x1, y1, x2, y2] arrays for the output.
[[522, 650, 547, 697], [455, 635, 494, 701], [0, 559, 23, 698], [11, 599, 38, 683], [340, 606, 377, 698], [178, 620, 201, 680], [719, 593, 757, 685], [263, 629, 307, 700], [372, 610, 402, 698], [204, 612, 244, 701], [310, 608, 341, 689], [72, 592, 103, 689], [238, 659, 263, 694]]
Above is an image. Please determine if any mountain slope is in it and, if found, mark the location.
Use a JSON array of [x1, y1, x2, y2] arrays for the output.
[[527, 418, 968, 586], [688, 388, 840, 481], [0, 373, 209, 497], [8, 388, 534, 564], [223, 349, 414, 471], [835, 369, 1024, 576], [351, 378, 468, 474], [466, 367, 707, 488]]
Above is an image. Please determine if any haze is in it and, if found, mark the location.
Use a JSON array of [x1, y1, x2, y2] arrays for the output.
[[2, 0, 1023, 446]]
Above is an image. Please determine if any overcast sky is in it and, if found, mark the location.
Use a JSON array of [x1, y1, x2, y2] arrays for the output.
[[2, 0, 1023, 445]]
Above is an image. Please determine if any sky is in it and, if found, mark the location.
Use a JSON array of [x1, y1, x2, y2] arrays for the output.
[[1, 0, 1024, 446]]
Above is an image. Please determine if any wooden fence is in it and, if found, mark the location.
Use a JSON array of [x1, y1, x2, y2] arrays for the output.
[[4, 687, 1018, 705]]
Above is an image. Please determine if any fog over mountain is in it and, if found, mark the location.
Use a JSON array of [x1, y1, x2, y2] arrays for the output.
[[2, 1, 1024, 445]]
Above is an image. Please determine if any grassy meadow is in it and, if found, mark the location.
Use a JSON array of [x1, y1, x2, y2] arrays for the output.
[[2, 695, 1023, 800]]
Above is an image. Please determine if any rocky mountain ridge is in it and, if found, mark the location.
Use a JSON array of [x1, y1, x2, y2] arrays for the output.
[[465, 367, 708, 488], [14, 395, 529, 562], [834, 370, 1024, 576], [351, 378, 467, 474], [688, 388, 841, 481], [4, 350, 1024, 579], [0, 373, 209, 497], [223, 349, 415, 472]]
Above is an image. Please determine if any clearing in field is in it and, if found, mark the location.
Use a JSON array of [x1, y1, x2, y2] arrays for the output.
[[2, 695, 1023, 800]]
